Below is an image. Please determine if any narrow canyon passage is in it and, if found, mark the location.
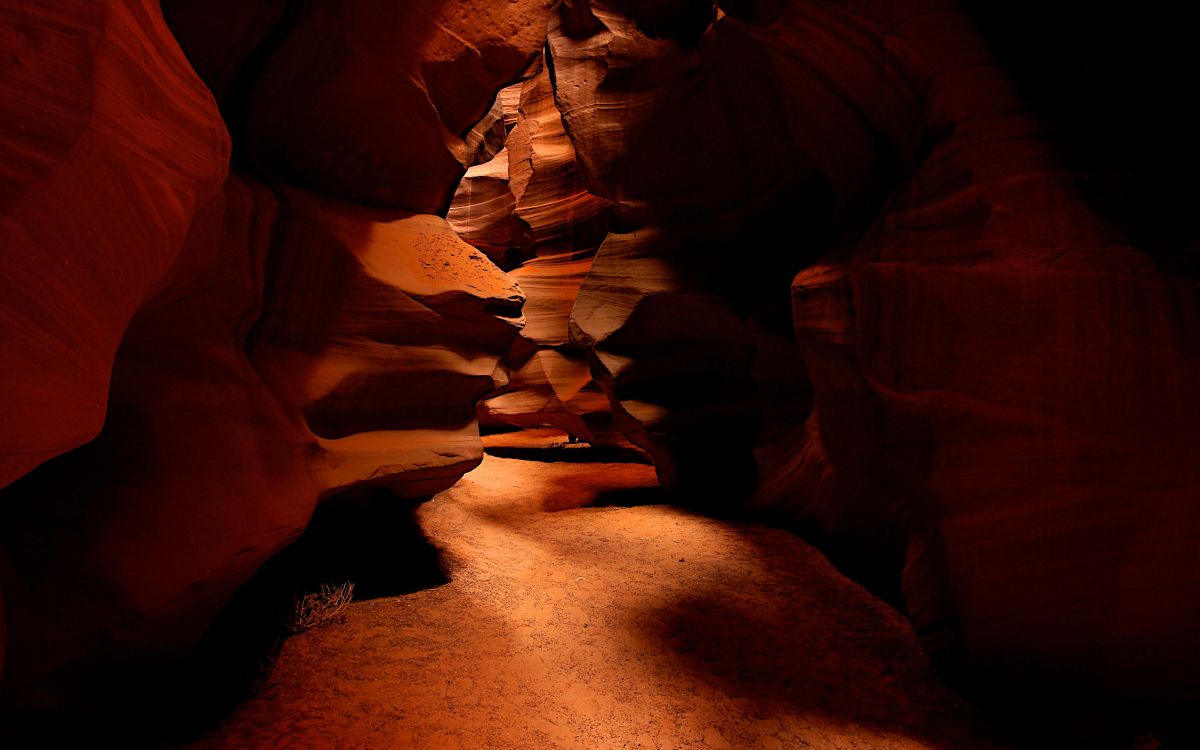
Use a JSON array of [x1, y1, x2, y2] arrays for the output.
[[3, 2, 1198, 747], [181, 444, 1005, 750]]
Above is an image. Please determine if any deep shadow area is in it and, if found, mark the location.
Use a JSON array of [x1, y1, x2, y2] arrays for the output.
[[147, 489, 449, 747], [626, 592, 964, 739], [977, 699, 1200, 750], [590, 485, 668, 508], [484, 443, 652, 464], [714, 517, 1200, 750], [963, 0, 1200, 277], [627, 586, 1200, 750]]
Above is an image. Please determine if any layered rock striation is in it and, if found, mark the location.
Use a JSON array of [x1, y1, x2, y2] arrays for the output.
[[1, 0, 1197, 725], [780, 0, 1200, 699], [552, 0, 926, 494], [453, 64, 619, 442], [0, 0, 538, 726]]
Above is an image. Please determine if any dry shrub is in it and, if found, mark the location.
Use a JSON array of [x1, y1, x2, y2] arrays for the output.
[[286, 582, 355, 633]]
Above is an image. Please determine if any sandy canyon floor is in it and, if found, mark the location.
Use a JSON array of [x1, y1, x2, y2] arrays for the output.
[[180, 446, 1008, 750]]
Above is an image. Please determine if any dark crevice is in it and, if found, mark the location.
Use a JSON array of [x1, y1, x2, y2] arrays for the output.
[[146, 488, 448, 747], [485, 443, 653, 464]]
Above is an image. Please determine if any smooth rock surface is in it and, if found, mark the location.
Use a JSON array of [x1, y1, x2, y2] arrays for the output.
[[552, 0, 925, 493], [1, 0, 532, 722], [0, 0, 230, 490], [777, 0, 1200, 699], [242, 0, 557, 213]]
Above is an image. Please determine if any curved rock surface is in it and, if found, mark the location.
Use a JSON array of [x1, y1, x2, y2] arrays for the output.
[[1, 171, 525, 732], [253, 187, 525, 499], [0, 0, 230, 491], [550, 0, 1200, 700], [2, 0, 1197, 729], [242, 0, 557, 213], [0, 176, 314, 722], [553, 0, 926, 493], [1, 0, 528, 727], [458, 65, 619, 442], [777, 0, 1200, 699]]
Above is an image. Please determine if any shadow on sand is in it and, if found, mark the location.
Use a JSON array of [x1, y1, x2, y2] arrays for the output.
[[149, 488, 449, 746]]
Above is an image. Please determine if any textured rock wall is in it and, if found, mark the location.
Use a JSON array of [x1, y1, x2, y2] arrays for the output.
[[551, 0, 926, 495], [0, 175, 315, 715], [0, 0, 230, 492], [454, 64, 620, 442], [253, 189, 524, 499], [0, 0, 229, 691], [0, 0, 543, 723], [781, 0, 1200, 699], [239, 0, 556, 214], [535, 0, 1200, 699], [2, 0, 1197, 720]]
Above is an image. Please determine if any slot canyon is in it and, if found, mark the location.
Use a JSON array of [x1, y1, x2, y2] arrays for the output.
[[1, 0, 1198, 747]]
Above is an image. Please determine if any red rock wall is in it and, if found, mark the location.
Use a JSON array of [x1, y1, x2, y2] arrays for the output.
[[2, 0, 1197, 719], [550, 0, 926, 495], [253, 188, 524, 500], [0, 0, 540, 720], [783, 0, 1200, 699], [0, 0, 230, 491], [534, 0, 1200, 699], [240, 0, 556, 213], [0, 175, 315, 711], [452, 64, 621, 443]]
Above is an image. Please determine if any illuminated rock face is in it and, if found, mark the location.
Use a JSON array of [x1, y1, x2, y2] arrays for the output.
[[1, 0, 1198, 722], [0, 0, 527, 717], [452, 64, 620, 443], [253, 189, 524, 500]]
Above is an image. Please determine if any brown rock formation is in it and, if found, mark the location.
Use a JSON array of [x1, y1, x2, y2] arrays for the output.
[[0, 0, 230, 490], [1, 0, 527, 723], [778, 0, 1200, 699], [240, 0, 557, 213], [463, 65, 618, 442], [253, 187, 525, 499], [545, 0, 1200, 699], [2, 0, 1198, 728], [0, 176, 314, 715], [552, 0, 925, 492], [0, 170, 524, 725]]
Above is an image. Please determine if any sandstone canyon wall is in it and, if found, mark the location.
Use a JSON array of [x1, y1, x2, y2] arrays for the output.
[[1, 0, 1197, 728], [0, 0, 549, 726], [452, 64, 621, 444], [546, 0, 1200, 701], [784, 0, 1200, 700]]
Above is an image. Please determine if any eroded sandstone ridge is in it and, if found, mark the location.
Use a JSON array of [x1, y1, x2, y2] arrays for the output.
[[780, 0, 1200, 699], [0, 0, 545, 724], [1, 0, 1198, 730], [0, 0, 230, 491], [452, 64, 620, 443], [541, 0, 1200, 700]]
